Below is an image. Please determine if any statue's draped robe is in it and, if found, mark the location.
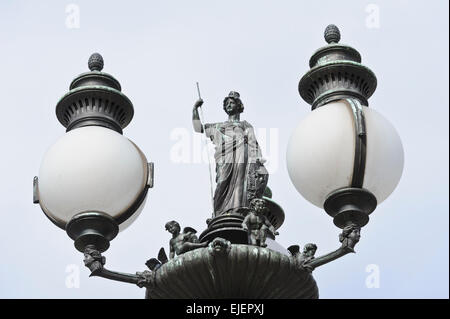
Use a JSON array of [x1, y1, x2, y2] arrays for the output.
[[205, 120, 268, 216]]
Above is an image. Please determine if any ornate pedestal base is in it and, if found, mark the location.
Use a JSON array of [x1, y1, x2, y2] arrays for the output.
[[199, 213, 248, 244], [145, 240, 319, 299]]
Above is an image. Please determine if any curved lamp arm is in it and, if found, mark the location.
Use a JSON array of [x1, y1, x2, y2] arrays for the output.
[[83, 245, 155, 289], [303, 224, 361, 271]]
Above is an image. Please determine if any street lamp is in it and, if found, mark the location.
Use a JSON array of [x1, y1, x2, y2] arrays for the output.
[[287, 24, 404, 228], [34, 25, 403, 299], [34, 53, 154, 253]]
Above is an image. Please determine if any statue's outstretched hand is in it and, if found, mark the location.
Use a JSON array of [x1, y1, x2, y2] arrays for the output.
[[269, 227, 279, 237], [194, 99, 204, 109], [256, 158, 267, 165]]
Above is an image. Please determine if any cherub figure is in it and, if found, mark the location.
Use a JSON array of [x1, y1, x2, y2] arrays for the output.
[[300, 243, 317, 264], [287, 243, 317, 270], [165, 220, 208, 259], [242, 198, 279, 247], [288, 243, 317, 265]]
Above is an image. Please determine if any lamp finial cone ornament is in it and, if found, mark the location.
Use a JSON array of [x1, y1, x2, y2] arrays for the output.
[[324, 24, 341, 44], [88, 52, 104, 71]]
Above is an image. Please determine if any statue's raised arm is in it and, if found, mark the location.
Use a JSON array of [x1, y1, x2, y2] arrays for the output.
[[192, 99, 204, 133]]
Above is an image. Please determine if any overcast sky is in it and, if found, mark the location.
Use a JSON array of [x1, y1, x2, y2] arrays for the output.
[[0, 0, 448, 299]]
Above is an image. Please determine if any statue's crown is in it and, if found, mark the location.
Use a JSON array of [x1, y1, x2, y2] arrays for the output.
[[228, 91, 240, 99]]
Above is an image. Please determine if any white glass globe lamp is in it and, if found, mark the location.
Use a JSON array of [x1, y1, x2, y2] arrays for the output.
[[34, 53, 153, 252], [287, 25, 404, 228]]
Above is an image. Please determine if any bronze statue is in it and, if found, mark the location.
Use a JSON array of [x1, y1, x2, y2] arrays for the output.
[[165, 220, 207, 258], [193, 91, 269, 217], [242, 198, 278, 247]]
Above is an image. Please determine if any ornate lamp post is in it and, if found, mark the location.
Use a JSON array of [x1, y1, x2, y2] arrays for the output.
[[34, 25, 403, 299]]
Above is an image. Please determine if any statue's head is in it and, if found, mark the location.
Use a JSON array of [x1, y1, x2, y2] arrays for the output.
[[165, 220, 180, 234], [339, 223, 361, 246], [223, 91, 244, 115], [250, 198, 267, 214], [83, 246, 104, 267], [303, 243, 317, 257]]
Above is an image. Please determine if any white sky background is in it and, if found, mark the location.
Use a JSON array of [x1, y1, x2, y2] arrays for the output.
[[0, 0, 448, 298]]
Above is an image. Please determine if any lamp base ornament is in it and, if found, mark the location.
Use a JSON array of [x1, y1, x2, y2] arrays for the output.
[[66, 212, 119, 253], [323, 187, 377, 228]]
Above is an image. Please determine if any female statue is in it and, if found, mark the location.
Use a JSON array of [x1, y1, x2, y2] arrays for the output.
[[192, 91, 268, 217]]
